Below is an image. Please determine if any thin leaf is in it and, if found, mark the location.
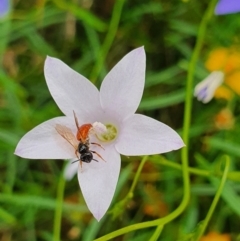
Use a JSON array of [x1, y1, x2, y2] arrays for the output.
[[139, 90, 185, 110]]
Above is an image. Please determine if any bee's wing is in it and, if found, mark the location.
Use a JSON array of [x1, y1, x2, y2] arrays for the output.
[[55, 124, 78, 149]]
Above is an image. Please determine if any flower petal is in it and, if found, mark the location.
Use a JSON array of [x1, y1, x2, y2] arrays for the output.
[[215, 0, 240, 15], [100, 47, 146, 121], [0, 0, 10, 18], [115, 114, 184, 155], [77, 145, 120, 221], [194, 71, 224, 103], [44, 57, 102, 122], [64, 159, 78, 180], [15, 117, 77, 159]]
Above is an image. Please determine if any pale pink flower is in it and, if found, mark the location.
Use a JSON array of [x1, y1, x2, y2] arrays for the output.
[[15, 47, 184, 221]]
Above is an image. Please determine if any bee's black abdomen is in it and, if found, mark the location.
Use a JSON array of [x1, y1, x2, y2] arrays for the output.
[[81, 152, 93, 163]]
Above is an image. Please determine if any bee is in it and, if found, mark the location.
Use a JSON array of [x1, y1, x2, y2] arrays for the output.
[[55, 111, 104, 167]]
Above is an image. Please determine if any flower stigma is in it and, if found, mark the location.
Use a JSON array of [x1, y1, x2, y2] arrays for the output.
[[92, 122, 118, 142]]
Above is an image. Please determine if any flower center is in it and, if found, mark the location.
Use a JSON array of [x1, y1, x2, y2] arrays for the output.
[[93, 122, 118, 142]]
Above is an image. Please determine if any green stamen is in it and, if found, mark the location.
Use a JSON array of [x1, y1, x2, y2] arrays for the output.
[[97, 124, 118, 142]]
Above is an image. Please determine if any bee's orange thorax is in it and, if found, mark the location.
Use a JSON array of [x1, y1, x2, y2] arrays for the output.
[[77, 124, 92, 142]]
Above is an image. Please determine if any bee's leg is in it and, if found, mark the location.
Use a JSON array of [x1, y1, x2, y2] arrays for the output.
[[91, 151, 105, 162], [71, 159, 79, 164], [72, 150, 79, 163], [78, 161, 83, 173], [90, 142, 105, 150], [93, 159, 99, 162]]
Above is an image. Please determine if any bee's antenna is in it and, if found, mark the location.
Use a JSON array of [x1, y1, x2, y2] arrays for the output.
[[73, 110, 80, 129]]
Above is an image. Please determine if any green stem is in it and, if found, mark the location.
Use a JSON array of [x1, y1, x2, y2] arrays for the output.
[[0, 207, 16, 225], [195, 156, 230, 240], [127, 156, 148, 197], [53, 168, 66, 241], [180, 0, 218, 217], [156, 157, 237, 180], [94, 1, 217, 240], [90, 0, 125, 83], [108, 156, 148, 218], [157, 157, 209, 177], [149, 225, 164, 241], [6, 153, 16, 194]]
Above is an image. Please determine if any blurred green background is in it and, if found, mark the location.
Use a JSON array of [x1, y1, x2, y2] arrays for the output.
[[0, 0, 240, 240]]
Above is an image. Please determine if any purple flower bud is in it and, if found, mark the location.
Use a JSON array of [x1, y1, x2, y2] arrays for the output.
[[215, 0, 240, 15]]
